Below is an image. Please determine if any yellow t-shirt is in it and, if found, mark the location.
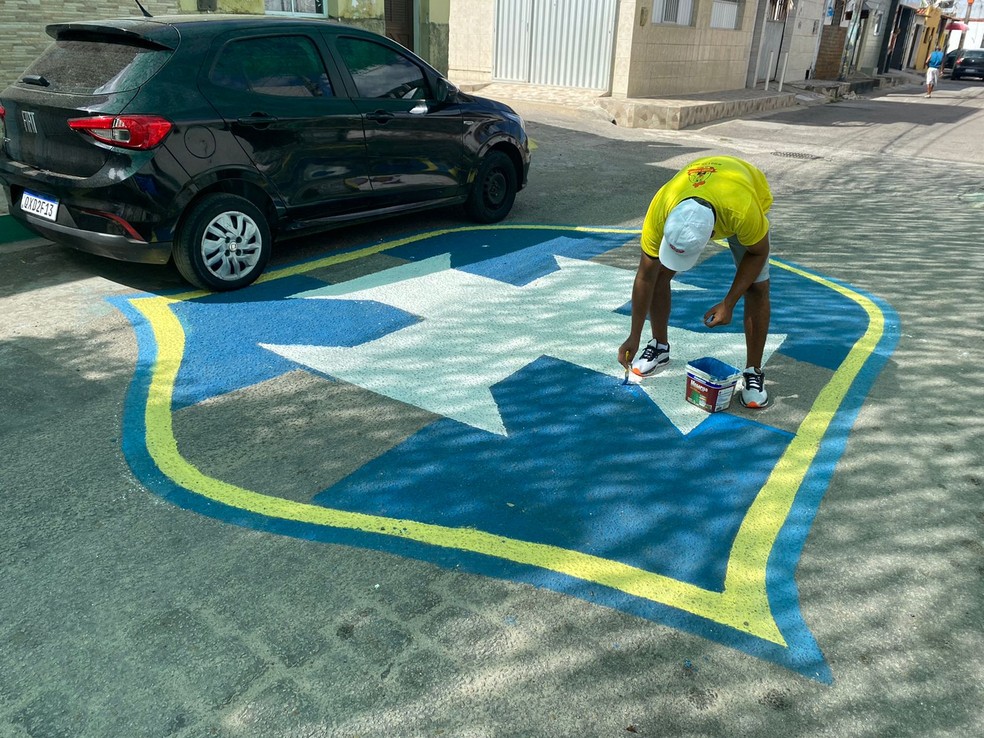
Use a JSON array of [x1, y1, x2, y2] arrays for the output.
[[641, 156, 773, 257]]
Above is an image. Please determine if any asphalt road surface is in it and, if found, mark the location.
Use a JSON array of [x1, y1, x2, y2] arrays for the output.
[[1, 78, 982, 737]]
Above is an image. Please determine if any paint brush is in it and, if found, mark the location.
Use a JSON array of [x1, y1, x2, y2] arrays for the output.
[[623, 351, 631, 385]]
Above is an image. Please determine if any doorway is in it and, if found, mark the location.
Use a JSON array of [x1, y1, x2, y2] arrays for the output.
[[385, 0, 413, 50]]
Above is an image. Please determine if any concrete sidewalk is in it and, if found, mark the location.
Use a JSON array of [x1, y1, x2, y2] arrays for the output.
[[460, 69, 925, 130]]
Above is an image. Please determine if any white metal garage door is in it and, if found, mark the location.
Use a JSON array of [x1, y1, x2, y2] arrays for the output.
[[494, 0, 617, 90], [756, 20, 785, 83]]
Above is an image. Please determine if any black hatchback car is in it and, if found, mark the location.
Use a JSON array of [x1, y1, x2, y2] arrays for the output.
[[951, 49, 984, 81], [0, 15, 530, 290], [942, 48, 962, 76]]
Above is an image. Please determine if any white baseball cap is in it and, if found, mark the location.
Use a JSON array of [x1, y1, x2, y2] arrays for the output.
[[658, 199, 715, 273]]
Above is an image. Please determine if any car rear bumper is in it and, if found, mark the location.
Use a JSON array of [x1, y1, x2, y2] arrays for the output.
[[0, 169, 176, 264], [18, 212, 173, 264]]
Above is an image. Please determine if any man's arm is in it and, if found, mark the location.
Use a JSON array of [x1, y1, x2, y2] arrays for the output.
[[618, 251, 664, 367], [704, 231, 770, 328]]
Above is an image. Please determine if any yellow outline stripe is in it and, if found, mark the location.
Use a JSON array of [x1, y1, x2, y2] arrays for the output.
[[131, 226, 885, 646]]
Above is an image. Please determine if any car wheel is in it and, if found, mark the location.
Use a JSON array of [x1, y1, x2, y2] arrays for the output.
[[465, 150, 518, 223], [173, 193, 271, 291], [952, 72, 960, 80]]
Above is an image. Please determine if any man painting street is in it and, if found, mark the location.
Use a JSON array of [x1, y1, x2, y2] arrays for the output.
[[617, 155, 774, 408]]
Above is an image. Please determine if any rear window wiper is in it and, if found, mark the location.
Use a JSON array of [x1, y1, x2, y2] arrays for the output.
[[22, 75, 51, 87]]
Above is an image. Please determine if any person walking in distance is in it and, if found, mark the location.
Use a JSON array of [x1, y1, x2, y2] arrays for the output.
[[926, 47, 944, 97], [617, 155, 774, 408]]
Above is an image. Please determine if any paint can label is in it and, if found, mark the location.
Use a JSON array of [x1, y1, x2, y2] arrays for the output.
[[685, 357, 742, 413]]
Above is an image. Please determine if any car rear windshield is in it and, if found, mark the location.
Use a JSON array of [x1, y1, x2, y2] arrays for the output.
[[962, 51, 984, 60], [19, 38, 171, 95]]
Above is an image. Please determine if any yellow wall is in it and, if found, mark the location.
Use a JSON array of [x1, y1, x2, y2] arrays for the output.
[[915, 8, 948, 71], [428, 0, 450, 24]]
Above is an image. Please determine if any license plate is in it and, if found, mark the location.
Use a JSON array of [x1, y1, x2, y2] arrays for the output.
[[21, 190, 59, 221]]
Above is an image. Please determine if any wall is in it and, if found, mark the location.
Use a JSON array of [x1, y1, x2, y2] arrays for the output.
[[814, 23, 847, 77], [914, 6, 947, 70], [785, 0, 826, 81], [446, 0, 495, 85], [853, 0, 892, 75], [448, 0, 806, 96], [610, 0, 640, 97], [327, 0, 384, 33], [417, 0, 450, 74], [618, 1, 758, 97], [177, 0, 262, 11], [745, 1, 827, 88], [946, 24, 983, 51]]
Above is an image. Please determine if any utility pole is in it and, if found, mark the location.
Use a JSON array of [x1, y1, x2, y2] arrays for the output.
[[958, 0, 975, 49]]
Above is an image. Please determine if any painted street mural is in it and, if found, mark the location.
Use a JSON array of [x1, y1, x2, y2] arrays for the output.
[[112, 226, 899, 682]]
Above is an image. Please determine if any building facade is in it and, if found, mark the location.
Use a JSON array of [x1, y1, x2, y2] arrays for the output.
[[447, 1, 847, 97], [885, 1, 952, 72]]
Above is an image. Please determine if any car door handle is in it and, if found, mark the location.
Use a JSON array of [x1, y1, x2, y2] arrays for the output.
[[366, 110, 394, 124], [237, 114, 279, 127]]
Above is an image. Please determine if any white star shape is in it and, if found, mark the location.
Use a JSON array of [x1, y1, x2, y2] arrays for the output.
[[261, 254, 785, 436]]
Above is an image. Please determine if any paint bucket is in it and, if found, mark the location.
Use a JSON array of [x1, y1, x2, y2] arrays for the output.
[[685, 357, 742, 413]]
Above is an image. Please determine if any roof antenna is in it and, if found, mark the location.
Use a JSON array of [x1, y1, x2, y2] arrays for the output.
[[134, 0, 153, 17]]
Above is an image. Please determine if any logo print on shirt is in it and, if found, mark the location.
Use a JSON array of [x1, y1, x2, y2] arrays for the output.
[[687, 165, 716, 188]]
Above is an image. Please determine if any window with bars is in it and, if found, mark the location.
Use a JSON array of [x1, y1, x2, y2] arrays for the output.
[[265, 0, 326, 16], [651, 0, 694, 26]]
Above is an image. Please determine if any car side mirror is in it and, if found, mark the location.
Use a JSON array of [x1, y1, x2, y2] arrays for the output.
[[435, 78, 450, 104], [435, 78, 459, 105]]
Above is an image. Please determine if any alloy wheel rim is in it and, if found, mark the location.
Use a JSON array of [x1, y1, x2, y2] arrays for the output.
[[200, 210, 262, 281]]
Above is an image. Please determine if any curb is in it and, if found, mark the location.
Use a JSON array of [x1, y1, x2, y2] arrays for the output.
[[596, 91, 798, 130]]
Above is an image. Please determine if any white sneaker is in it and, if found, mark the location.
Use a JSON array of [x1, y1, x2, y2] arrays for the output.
[[740, 366, 769, 408], [631, 340, 670, 378]]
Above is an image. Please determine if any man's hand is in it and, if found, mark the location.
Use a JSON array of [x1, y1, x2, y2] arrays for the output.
[[712, 232, 769, 328], [703, 302, 734, 328], [618, 338, 640, 369]]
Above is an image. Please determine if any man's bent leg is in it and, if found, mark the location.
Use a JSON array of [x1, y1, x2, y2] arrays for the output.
[[743, 280, 771, 369], [648, 263, 675, 344], [727, 236, 771, 367]]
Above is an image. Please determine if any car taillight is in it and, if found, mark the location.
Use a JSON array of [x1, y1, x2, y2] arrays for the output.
[[0, 104, 5, 138], [68, 115, 172, 150], [956, 56, 965, 65]]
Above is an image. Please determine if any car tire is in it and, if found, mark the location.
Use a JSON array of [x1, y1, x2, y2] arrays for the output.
[[465, 150, 518, 224], [952, 72, 960, 80], [173, 193, 272, 291]]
